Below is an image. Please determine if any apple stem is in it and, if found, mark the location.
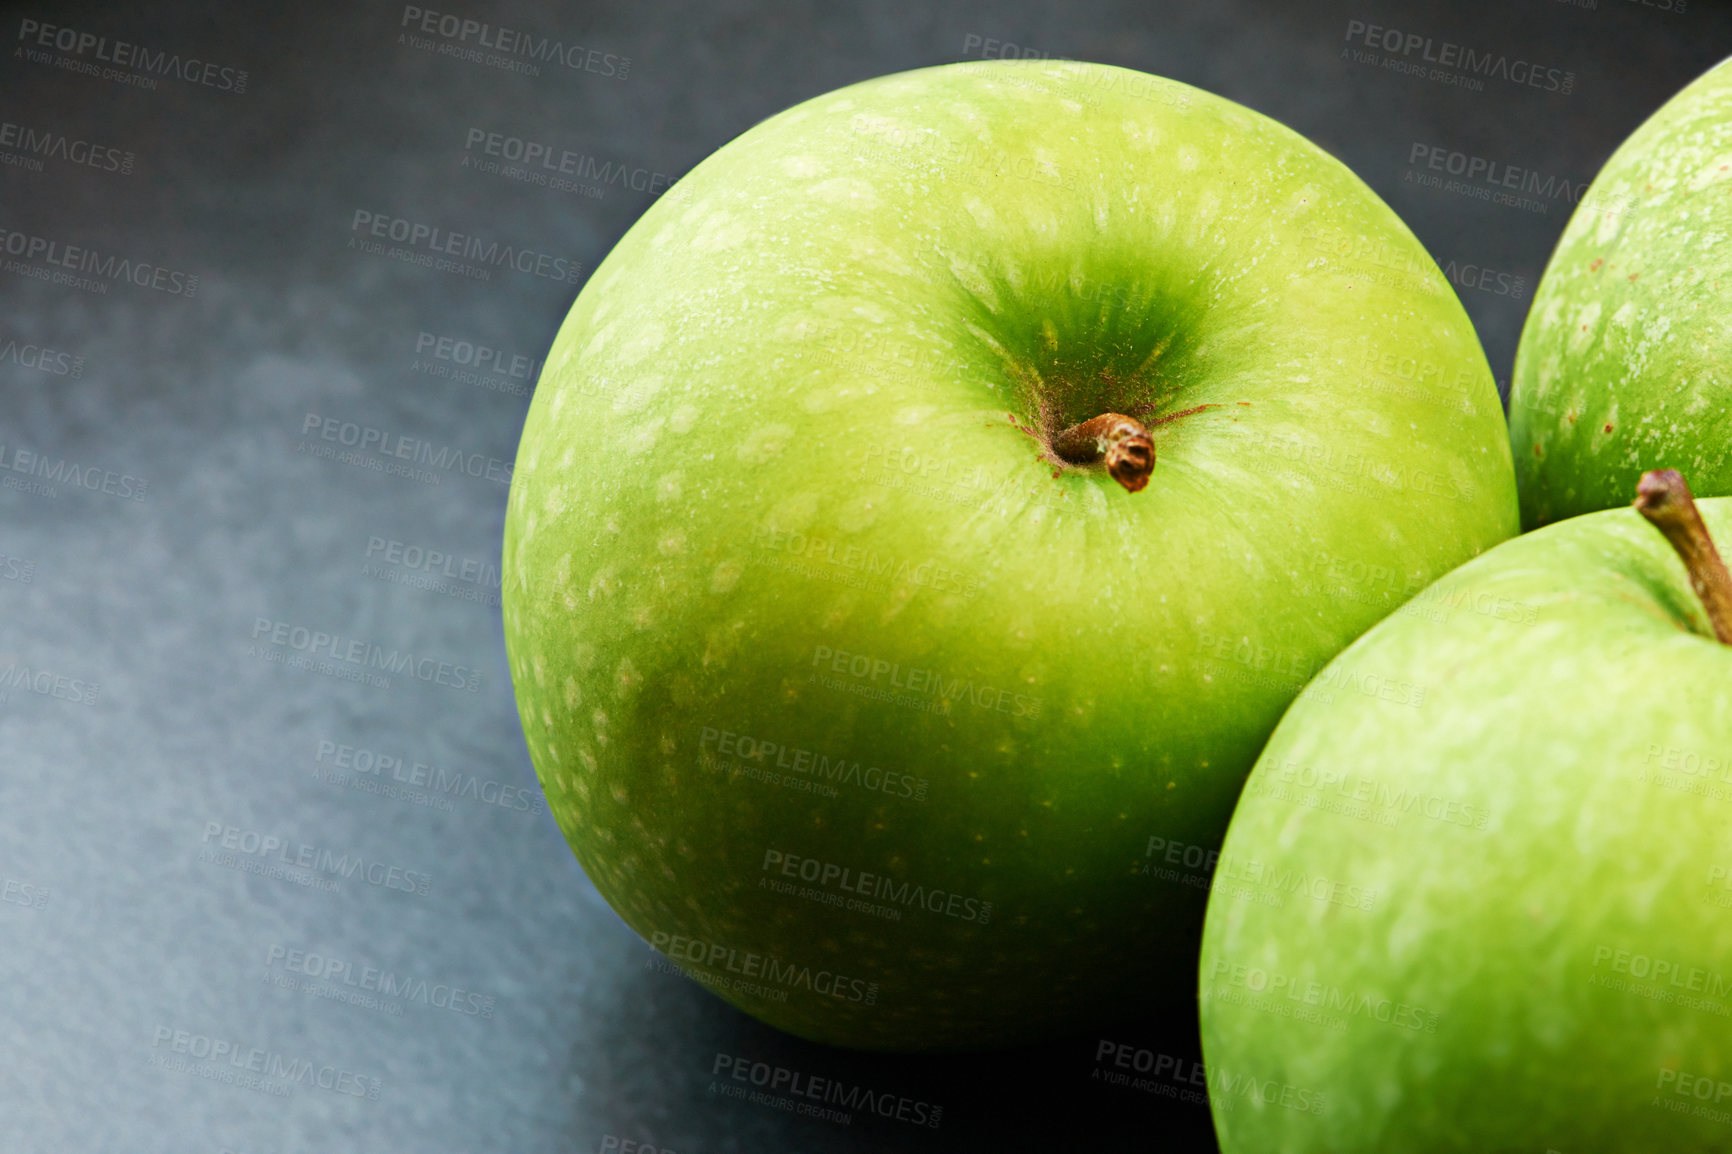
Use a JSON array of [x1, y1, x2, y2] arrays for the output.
[[1052, 413, 1155, 493], [1634, 469, 1732, 645]]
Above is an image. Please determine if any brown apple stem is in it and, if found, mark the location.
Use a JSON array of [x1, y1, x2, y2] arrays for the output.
[[1052, 413, 1155, 493], [1634, 469, 1732, 645]]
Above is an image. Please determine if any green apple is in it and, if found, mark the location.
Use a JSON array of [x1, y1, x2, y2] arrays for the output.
[[502, 59, 1518, 1051], [1198, 473, 1732, 1150], [1509, 57, 1732, 529]]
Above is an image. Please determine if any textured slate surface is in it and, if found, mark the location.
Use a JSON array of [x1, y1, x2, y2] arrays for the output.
[[0, 2, 1722, 1151]]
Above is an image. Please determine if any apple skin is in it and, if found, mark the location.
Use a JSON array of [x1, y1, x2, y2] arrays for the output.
[[502, 59, 1518, 1051], [1509, 58, 1732, 529], [1199, 498, 1732, 1151]]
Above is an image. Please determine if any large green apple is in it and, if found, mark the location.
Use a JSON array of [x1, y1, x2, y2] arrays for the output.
[[1509, 57, 1732, 529], [1198, 475, 1732, 1150], [502, 59, 1518, 1051]]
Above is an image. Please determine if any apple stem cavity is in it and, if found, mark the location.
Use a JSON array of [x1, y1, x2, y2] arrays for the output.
[[1634, 468, 1732, 645], [1052, 413, 1155, 493], [1047, 404, 1226, 493]]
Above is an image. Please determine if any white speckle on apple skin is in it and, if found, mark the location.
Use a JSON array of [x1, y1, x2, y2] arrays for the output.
[[625, 417, 665, 458], [808, 177, 880, 210], [617, 322, 666, 365], [763, 490, 819, 533], [709, 559, 744, 594], [689, 210, 751, 253], [615, 657, 642, 698], [612, 374, 664, 414], [736, 422, 796, 463], [835, 494, 879, 533], [588, 568, 618, 600]]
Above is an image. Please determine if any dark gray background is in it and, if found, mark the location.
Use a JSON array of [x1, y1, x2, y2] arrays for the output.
[[0, 2, 1722, 1151]]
